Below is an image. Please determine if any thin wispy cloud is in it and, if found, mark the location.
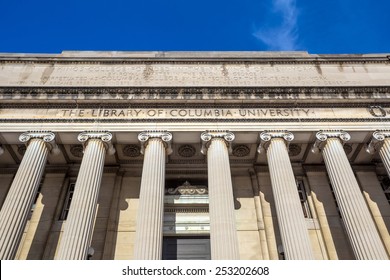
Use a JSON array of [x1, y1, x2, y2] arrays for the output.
[[253, 0, 299, 51]]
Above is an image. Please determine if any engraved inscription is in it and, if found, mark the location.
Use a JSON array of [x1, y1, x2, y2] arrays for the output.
[[0, 107, 388, 121], [0, 63, 380, 87]]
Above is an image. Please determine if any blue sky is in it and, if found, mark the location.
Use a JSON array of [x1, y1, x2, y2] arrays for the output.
[[0, 0, 389, 54]]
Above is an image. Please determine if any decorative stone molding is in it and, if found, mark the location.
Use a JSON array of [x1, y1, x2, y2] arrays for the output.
[[311, 130, 351, 154], [19, 131, 60, 154], [257, 130, 294, 154], [366, 130, 390, 154], [138, 130, 173, 155], [166, 181, 208, 195], [123, 144, 141, 157], [1, 87, 390, 103], [178, 144, 196, 157], [232, 145, 250, 157], [70, 145, 84, 158], [200, 130, 235, 155], [77, 131, 115, 155]]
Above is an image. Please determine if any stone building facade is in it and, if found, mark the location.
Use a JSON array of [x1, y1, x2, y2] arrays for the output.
[[0, 51, 389, 260]]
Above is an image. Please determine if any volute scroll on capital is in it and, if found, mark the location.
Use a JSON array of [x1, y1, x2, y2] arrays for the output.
[[200, 130, 235, 155], [19, 131, 60, 155], [311, 130, 351, 154], [257, 130, 294, 154], [366, 130, 390, 154], [77, 131, 116, 155], [138, 130, 173, 155]]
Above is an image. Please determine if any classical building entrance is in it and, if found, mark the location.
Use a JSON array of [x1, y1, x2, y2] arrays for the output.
[[0, 51, 389, 260]]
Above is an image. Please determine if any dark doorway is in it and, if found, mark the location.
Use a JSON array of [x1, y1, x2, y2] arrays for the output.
[[162, 236, 211, 260]]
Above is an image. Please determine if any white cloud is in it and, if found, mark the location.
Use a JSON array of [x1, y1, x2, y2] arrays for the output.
[[253, 0, 299, 50]]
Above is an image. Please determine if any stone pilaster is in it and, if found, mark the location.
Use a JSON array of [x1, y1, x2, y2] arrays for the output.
[[133, 131, 172, 260], [313, 130, 388, 259], [258, 131, 314, 260], [0, 131, 58, 259], [56, 132, 115, 260], [201, 130, 239, 260]]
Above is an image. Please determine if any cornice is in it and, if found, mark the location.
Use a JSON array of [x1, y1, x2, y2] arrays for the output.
[[0, 54, 389, 65]]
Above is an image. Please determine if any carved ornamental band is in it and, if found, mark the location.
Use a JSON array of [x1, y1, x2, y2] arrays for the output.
[[257, 130, 294, 154], [78, 131, 115, 155], [366, 130, 390, 154], [311, 130, 351, 153], [138, 130, 173, 155], [19, 131, 60, 154], [200, 130, 235, 155]]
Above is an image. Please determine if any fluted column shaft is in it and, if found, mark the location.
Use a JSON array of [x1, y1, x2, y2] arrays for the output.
[[320, 136, 388, 259], [56, 132, 113, 260], [379, 138, 390, 178], [134, 132, 171, 260], [0, 132, 55, 259], [264, 137, 314, 260], [202, 131, 239, 260]]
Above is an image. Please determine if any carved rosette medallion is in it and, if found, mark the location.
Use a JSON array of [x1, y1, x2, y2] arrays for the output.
[[138, 130, 173, 155], [17, 145, 26, 156], [257, 130, 294, 154], [343, 144, 353, 155], [178, 144, 196, 157], [70, 145, 84, 158], [19, 131, 59, 154], [200, 130, 235, 155], [123, 144, 141, 157], [166, 181, 208, 195], [311, 130, 351, 153], [232, 145, 250, 157], [77, 131, 115, 155], [288, 144, 302, 157], [366, 130, 390, 154]]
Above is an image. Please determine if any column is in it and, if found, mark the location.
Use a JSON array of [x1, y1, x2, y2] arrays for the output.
[[0, 131, 58, 260], [56, 132, 115, 260], [366, 130, 390, 178], [201, 130, 239, 260], [312, 130, 388, 259], [258, 131, 314, 260], [133, 131, 172, 260]]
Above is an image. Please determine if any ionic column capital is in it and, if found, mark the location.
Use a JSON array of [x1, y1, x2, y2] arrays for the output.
[[366, 130, 390, 154], [200, 130, 235, 155], [312, 130, 351, 154], [257, 130, 294, 154], [138, 130, 172, 155], [78, 131, 115, 155], [19, 131, 60, 155]]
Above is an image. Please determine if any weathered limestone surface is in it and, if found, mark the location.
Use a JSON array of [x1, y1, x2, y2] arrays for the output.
[[1, 52, 389, 87]]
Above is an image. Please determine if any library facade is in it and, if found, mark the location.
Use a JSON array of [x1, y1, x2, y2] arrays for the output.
[[0, 51, 389, 260]]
